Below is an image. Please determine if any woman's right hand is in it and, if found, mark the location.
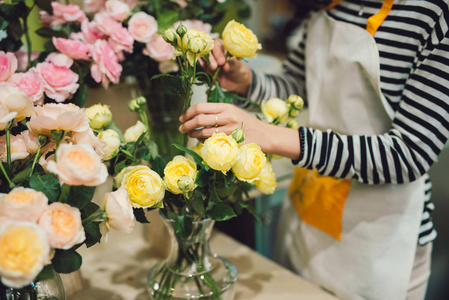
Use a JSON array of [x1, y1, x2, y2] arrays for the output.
[[200, 39, 253, 97]]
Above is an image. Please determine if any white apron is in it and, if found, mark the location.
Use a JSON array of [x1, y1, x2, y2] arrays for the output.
[[277, 10, 426, 300]]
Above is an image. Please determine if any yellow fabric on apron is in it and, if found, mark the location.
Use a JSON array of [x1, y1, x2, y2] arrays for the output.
[[280, 1, 426, 299], [291, 0, 395, 242]]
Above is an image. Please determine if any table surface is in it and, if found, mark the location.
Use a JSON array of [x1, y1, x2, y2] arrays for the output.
[[68, 218, 340, 300]]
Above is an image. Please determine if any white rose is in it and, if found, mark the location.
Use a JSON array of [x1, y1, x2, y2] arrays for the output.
[[124, 120, 147, 142]]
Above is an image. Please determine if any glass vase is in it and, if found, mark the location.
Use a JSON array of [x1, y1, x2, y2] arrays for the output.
[[147, 214, 237, 300], [136, 75, 189, 162], [0, 266, 65, 300]]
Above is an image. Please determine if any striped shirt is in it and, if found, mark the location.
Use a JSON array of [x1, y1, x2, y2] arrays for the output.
[[247, 0, 449, 245]]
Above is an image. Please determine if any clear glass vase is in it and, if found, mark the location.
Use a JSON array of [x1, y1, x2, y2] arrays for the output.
[[0, 266, 65, 300], [147, 214, 237, 300]]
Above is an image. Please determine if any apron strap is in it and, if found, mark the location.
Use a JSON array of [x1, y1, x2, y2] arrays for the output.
[[325, 0, 395, 35]]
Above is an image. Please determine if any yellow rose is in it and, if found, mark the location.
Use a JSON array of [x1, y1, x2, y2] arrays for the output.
[[0, 221, 51, 288], [255, 161, 277, 194], [98, 129, 121, 160], [85, 104, 112, 129], [261, 97, 289, 123], [177, 29, 214, 66], [222, 20, 262, 59], [124, 120, 147, 143], [116, 165, 165, 208], [286, 119, 299, 129], [232, 143, 266, 182], [164, 155, 197, 194], [189, 141, 203, 157], [287, 94, 304, 110], [201, 132, 239, 174]]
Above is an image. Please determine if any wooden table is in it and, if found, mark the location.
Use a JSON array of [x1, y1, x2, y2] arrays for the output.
[[68, 218, 340, 300]]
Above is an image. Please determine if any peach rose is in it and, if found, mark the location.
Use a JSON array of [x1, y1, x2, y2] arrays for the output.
[[0, 134, 29, 162], [0, 187, 48, 222], [143, 34, 175, 62], [51, 2, 87, 26], [9, 68, 45, 105], [0, 104, 16, 131], [71, 128, 107, 157], [128, 12, 157, 43], [52, 37, 91, 60], [20, 130, 41, 155], [46, 143, 108, 186], [0, 85, 34, 124], [0, 51, 17, 82], [105, 0, 130, 22], [27, 103, 90, 137], [36, 59, 79, 103], [0, 221, 51, 288], [102, 188, 134, 233], [91, 39, 122, 89], [38, 202, 85, 249]]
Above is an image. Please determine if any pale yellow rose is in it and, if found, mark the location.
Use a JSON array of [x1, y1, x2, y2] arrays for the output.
[[0, 85, 34, 124], [27, 103, 90, 137], [177, 28, 214, 66], [116, 165, 165, 208], [222, 20, 262, 59], [0, 187, 48, 222], [45, 143, 108, 186], [38, 202, 85, 250], [164, 155, 197, 194], [255, 161, 277, 194], [98, 129, 121, 160], [0, 104, 17, 131], [0, 134, 29, 162], [102, 188, 134, 234], [232, 143, 266, 182], [189, 141, 203, 157], [124, 120, 147, 143], [261, 97, 289, 123], [286, 119, 299, 129], [84, 104, 113, 129], [0, 221, 51, 288], [201, 132, 239, 174], [287, 94, 304, 110]]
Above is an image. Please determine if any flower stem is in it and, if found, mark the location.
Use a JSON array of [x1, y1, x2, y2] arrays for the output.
[[30, 146, 43, 178], [58, 184, 70, 203], [22, 11, 32, 70], [6, 129, 11, 166], [0, 162, 13, 188]]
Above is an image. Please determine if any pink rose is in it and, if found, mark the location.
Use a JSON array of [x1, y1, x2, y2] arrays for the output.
[[83, 0, 106, 14], [102, 188, 134, 234], [108, 22, 134, 54], [128, 12, 157, 43], [105, 0, 131, 22], [81, 20, 105, 44], [51, 2, 87, 26], [91, 40, 122, 88], [45, 52, 74, 68], [9, 68, 45, 105], [0, 187, 48, 222], [172, 0, 187, 8], [94, 12, 118, 36], [143, 34, 175, 62], [52, 37, 91, 60], [27, 103, 90, 137], [45, 143, 108, 186], [36, 58, 79, 103], [0, 51, 17, 82], [38, 202, 85, 249], [0, 134, 29, 162], [14, 50, 40, 72]]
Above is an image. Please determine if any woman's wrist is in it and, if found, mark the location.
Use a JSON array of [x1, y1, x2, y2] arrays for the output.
[[263, 124, 301, 161]]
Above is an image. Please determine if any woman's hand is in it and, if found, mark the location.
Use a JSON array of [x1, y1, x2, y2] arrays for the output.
[[179, 103, 301, 160], [200, 39, 252, 96]]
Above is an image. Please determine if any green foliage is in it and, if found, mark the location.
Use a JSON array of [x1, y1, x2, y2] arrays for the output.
[[29, 174, 61, 202], [51, 249, 83, 274]]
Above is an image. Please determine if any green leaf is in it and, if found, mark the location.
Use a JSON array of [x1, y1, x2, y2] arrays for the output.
[[172, 144, 204, 167], [237, 200, 262, 224], [209, 182, 220, 203], [206, 203, 236, 221], [134, 207, 150, 223], [157, 10, 179, 31], [208, 85, 226, 103], [0, 18, 8, 31], [151, 155, 166, 178], [195, 168, 208, 187], [29, 174, 60, 202], [35, 265, 56, 282], [11, 166, 32, 184], [34, 0, 53, 14], [72, 83, 87, 107], [175, 214, 193, 238], [52, 249, 82, 274], [35, 27, 68, 38], [224, 90, 260, 108], [83, 222, 102, 248], [190, 192, 206, 218], [0, 1, 28, 19], [113, 159, 127, 174], [66, 185, 95, 210]]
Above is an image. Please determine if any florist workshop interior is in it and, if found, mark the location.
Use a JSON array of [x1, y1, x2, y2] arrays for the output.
[[1, 0, 449, 299]]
